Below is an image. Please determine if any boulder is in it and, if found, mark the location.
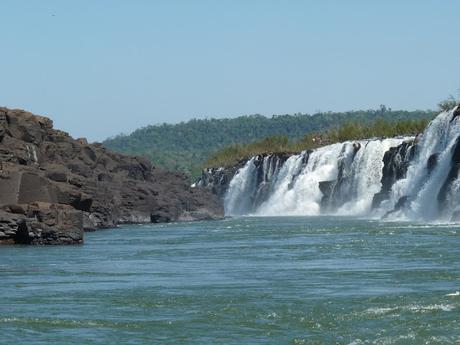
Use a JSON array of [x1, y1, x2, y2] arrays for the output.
[[427, 153, 438, 173]]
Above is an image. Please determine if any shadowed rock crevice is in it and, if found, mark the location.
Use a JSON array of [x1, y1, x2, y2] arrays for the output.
[[13, 221, 30, 244]]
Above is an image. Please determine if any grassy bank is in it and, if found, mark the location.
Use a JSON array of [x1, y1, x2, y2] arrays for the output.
[[205, 118, 428, 168]]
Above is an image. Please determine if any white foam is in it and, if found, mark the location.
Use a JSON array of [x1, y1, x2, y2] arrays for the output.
[[445, 291, 460, 297]]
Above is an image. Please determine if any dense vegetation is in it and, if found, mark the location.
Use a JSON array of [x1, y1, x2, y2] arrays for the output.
[[103, 108, 436, 179], [205, 118, 430, 168], [438, 95, 459, 111]]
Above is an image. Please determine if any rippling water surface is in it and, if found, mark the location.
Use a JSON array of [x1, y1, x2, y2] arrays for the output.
[[1, 217, 459, 344]]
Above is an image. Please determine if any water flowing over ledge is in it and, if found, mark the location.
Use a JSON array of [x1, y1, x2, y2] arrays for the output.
[[196, 107, 460, 221]]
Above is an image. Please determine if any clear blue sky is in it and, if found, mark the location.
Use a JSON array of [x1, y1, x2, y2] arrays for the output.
[[1, 0, 459, 141]]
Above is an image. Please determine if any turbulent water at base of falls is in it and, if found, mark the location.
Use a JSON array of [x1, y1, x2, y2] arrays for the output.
[[219, 108, 460, 221]]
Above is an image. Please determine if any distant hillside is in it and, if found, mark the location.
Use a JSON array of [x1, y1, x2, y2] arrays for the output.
[[103, 108, 436, 179]]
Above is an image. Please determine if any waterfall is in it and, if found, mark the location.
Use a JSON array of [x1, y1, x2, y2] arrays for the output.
[[224, 157, 258, 215], [224, 155, 288, 215], [222, 138, 409, 217], [335, 138, 405, 215], [200, 107, 460, 221], [376, 108, 460, 221], [256, 143, 345, 216]]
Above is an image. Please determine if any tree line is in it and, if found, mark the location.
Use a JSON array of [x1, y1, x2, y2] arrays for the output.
[[103, 108, 436, 179]]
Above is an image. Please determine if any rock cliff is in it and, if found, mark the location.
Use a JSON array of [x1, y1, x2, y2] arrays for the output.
[[0, 107, 223, 245]]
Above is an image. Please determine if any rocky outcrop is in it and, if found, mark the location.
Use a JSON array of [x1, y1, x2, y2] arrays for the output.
[[194, 153, 291, 209], [371, 139, 416, 209], [0, 203, 83, 245], [0, 107, 223, 244], [194, 165, 243, 199], [437, 135, 460, 218]]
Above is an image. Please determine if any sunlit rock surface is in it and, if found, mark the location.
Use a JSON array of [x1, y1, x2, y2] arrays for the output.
[[0, 107, 223, 244]]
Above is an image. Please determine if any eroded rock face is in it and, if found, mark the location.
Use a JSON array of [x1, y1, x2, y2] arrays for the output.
[[371, 140, 417, 209], [0, 107, 223, 244], [195, 165, 244, 199], [0, 204, 83, 245], [194, 153, 292, 211]]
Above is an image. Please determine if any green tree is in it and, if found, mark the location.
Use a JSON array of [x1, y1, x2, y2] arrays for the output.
[[438, 95, 458, 111]]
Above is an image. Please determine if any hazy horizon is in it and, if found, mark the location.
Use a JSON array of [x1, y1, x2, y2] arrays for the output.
[[1, 0, 459, 141]]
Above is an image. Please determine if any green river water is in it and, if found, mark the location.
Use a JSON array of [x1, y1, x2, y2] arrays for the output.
[[1, 217, 459, 344]]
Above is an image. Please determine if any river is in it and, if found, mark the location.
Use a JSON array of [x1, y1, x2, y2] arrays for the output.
[[1, 217, 459, 344]]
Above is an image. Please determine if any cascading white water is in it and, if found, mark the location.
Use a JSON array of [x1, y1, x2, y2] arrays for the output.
[[336, 138, 405, 215], [377, 109, 460, 221], [256, 143, 344, 216], [223, 138, 409, 217], [224, 157, 258, 216]]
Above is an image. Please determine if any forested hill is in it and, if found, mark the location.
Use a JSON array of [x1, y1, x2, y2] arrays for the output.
[[103, 109, 436, 179]]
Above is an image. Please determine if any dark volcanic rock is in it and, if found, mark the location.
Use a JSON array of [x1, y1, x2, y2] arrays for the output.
[[0, 204, 83, 245], [382, 195, 409, 219], [195, 152, 292, 210], [427, 153, 439, 173], [450, 105, 460, 122], [195, 163, 245, 199], [372, 140, 416, 209], [437, 135, 460, 214], [0, 107, 223, 244]]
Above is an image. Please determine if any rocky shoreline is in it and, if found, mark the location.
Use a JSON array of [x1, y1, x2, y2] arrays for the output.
[[0, 108, 223, 245]]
